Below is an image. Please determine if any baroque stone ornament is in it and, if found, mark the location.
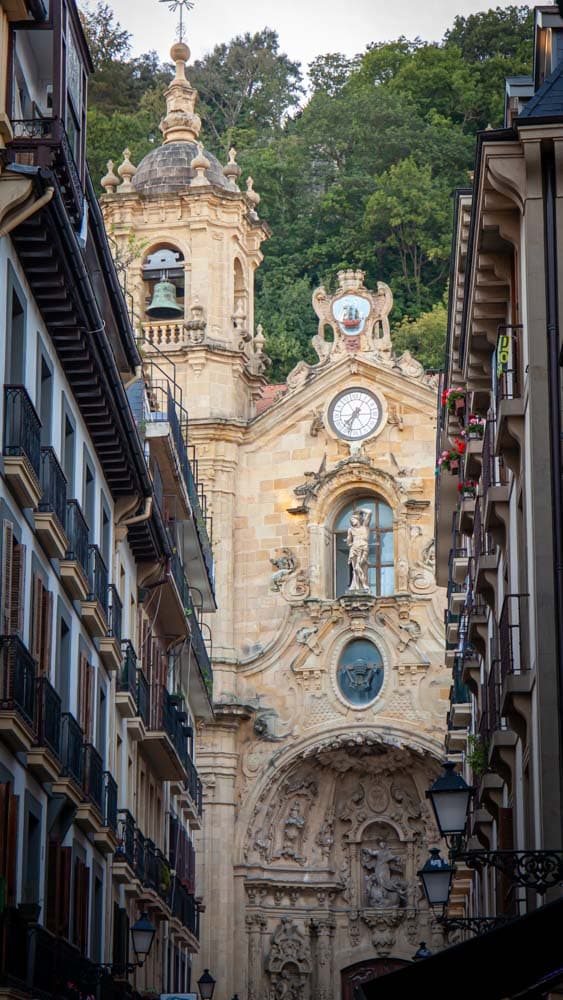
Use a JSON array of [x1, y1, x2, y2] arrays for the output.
[[311, 270, 393, 363], [345, 507, 372, 591], [267, 918, 311, 1000], [362, 841, 407, 909]]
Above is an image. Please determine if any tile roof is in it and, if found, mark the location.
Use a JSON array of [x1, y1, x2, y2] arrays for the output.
[[518, 58, 563, 120]]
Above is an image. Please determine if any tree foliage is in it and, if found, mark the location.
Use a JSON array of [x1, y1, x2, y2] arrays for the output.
[[82, 4, 535, 378]]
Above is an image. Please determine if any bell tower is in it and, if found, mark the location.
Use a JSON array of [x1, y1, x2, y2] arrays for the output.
[[99, 38, 270, 425]]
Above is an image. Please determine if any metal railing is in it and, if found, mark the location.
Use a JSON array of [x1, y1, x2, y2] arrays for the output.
[[171, 876, 199, 937], [37, 446, 67, 527], [499, 594, 530, 682], [88, 545, 108, 615], [83, 742, 103, 812], [107, 585, 122, 641], [137, 670, 149, 726], [65, 500, 89, 576], [495, 325, 523, 405], [170, 556, 213, 691], [185, 754, 203, 816], [487, 660, 502, 736], [60, 712, 84, 785], [117, 809, 136, 866], [118, 641, 137, 702], [9, 117, 84, 225], [0, 636, 36, 726], [3, 385, 41, 482], [135, 828, 146, 883], [451, 659, 471, 704], [35, 676, 61, 757], [482, 419, 508, 494], [102, 771, 118, 832]]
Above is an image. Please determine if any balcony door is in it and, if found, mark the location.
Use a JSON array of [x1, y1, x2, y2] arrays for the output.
[[341, 958, 410, 1000]]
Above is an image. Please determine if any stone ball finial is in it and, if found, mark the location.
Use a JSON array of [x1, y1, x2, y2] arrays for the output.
[[117, 148, 137, 190], [101, 159, 119, 194], [245, 176, 261, 209], [191, 141, 211, 186], [171, 41, 191, 65], [223, 146, 241, 189]]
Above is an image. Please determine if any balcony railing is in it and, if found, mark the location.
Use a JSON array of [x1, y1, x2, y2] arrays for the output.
[[60, 712, 84, 786], [482, 419, 508, 495], [102, 771, 118, 832], [3, 385, 41, 481], [135, 829, 146, 883], [116, 809, 136, 867], [118, 641, 138, 701], [185, 753, 203, 817], [88, 545, 108, 615], [171, 877, 199, 937], [495, 325, 522, 404], [36, 676, 61, 757], [150, 684, 189, 769], [83, 742, 103, 812], [107, 585, 122, 641], [37, 446, 67, 527], [499, 593, 530, 682], [472, 494, 496, 559], [9, 117, 84, 225], [452, 660, 471, 704], [137, 670, 149, 726], [0, 636, 36, 726], [487, 660, 502, 736], [65, 500, 89, 576], [170, 556, 213, 693]]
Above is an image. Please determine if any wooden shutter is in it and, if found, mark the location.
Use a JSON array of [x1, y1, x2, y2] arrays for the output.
[[31, 574, 43, 663], [0, 783, 19, 909], [40, 589, 53, 676], [73, 857, 89, 954], [78, 655, 94, 740], [46, 840, 72, 938], [9, 540, 25, 636], [112, 903, 129, 967], [1, 520, 14, 635]]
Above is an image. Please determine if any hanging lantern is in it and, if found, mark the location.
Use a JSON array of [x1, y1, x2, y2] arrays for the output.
[[146, 278, 183, 319]]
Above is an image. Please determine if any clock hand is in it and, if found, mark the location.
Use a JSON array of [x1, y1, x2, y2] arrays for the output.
[[344, 407, 361, 429]]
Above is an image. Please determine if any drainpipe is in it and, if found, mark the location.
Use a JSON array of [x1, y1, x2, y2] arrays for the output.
[[0, 185, 54, 237], [542, 141, 563, 843], [121, 496, 153, 527]]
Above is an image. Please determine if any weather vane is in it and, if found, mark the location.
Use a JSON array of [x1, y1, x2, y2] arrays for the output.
[[158, 0, 195, 42]]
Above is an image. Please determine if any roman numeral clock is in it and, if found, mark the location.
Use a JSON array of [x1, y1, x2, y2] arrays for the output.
[[327, 387, 384, 442]]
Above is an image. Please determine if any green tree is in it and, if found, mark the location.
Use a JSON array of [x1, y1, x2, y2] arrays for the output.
[[392, 298, 448, 371]]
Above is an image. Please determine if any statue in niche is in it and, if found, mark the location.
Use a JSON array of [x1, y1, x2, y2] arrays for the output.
[[346, 508, 372, 591], [282, 802, 306, 860], [273, 966, 303, 1000], [362, 841, 407, 909]]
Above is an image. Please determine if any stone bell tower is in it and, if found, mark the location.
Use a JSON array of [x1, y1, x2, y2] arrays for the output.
[[100, 38, 271, 427]]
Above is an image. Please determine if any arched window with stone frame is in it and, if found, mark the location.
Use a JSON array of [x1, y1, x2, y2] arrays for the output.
[[333, 495, 394, 598], [142, 245, 186, 315]]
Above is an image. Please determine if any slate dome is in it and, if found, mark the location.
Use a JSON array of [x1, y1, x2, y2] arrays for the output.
[[132, 141, 231, 195]]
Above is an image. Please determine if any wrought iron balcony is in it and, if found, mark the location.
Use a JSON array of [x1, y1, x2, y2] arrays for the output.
[[135, 827, 146, 883], [137, 669, 149, 726], [0, 635, 36, 729], [452, 661, 471, 705], [64, 500, 89, 577], [83, 742, 103, 813], [37, 446, 67, 527], [102, 771, 118, 832], [116, 809, 136, 867], [499, 594, 530, 681], [107, 584, 122, 641], [495, 324, 522, 405], [35, 676, 61, 757], [3, 385, 42, 479], [117, 640, 138, 701], [87, 544, 108, 615], [171, 876, 200, 938], [9, 117, 85, 226], [60, 712, 84, 786], [185, 753, 203, 817]]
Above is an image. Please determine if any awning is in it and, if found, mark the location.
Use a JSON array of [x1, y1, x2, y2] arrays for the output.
[[361, 897, 563, 1000]]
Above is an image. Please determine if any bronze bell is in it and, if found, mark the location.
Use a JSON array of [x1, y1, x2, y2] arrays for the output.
[[146, 278, 183, 319]]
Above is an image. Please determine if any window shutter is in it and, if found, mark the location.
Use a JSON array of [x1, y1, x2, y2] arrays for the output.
[[78, 655, 94, 740], [59, 846, 71, 938], [46, 840, 71, 938], [1, 520, 14, 634], [40, 589, 53, 676], [9, 540, 25, 636], [31, 574, 43, 663], [73, 857, 89, 954], [46, 839, 58, 933], [0, 782, 19, 909]]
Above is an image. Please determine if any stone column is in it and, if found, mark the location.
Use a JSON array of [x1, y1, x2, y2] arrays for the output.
[[311, 917, 336, 1000], [246, 913, 267, 1000]]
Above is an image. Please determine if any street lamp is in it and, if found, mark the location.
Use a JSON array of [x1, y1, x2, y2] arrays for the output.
[[426, 760, 474, 843], [131, 911, 157, 966], [417, 848, 455, 907], [412, 941, 433, 960], [197, 969, 216, 999]]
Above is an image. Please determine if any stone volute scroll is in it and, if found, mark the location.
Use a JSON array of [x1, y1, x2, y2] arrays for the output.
[[311, 269, 393, 363]]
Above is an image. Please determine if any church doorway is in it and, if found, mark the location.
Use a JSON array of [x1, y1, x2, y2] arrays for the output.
[[341, 958, 410, 1000]]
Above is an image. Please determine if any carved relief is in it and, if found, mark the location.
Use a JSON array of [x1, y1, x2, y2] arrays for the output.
[[362, 840, 407, 909], [270, 549, 311, 603], [267, 918, 311, 1000]]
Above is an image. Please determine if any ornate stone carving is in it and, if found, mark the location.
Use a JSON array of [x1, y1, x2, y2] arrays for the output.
[[270, 549, 296, 591], [315, 806, 335, 859], [281, 802, 307, 860], [267, 918, 311, 1000], [296, 626, 322, 655], [270, 549, 311, 603], [362, 911, 405, 954], [349, 910, 361, 946]]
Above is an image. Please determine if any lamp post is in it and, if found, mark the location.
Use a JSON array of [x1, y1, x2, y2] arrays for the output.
[[417, 848, 455, 907], [197, 969, 216, 1000], [89, 910, 157, 978], [426, 760, 474, 844]]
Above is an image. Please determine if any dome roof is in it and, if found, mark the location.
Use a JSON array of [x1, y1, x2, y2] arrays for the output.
[[132, 141, 231, 195]]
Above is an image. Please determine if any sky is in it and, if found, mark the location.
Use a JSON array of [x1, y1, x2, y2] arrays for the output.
[[103, 0, 519, 71]]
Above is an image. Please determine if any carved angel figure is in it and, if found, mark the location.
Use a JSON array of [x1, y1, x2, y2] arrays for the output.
[[362, 841, 407, 909]]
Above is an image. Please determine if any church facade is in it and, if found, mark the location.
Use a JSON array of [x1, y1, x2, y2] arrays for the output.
[[101, 38, 450, 1000]]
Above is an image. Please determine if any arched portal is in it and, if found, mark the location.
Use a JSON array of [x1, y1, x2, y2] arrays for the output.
[[341, 958, 410, 1000]]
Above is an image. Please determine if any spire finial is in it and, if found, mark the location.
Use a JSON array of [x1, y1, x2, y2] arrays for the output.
[[158, 0, 201, 143], [158, 0, 194, 43]]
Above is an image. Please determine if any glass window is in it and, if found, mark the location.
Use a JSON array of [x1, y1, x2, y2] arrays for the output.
[[334, 496, 394, 597]]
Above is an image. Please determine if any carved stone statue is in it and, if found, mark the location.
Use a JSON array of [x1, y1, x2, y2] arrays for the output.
[[362, 841, 407, 909], [270, 548, 296, 591], [346, 508, 372, 591], [281, 802, 306, 859]]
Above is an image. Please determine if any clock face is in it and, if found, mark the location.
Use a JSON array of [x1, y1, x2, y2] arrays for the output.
[[328, 388, 382, 441]]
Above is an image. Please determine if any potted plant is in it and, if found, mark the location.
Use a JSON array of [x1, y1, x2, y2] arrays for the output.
[[463, 415, 485, 439], [458, 480, 477, 499], [467, 733, 489, 777], [436, 438, 466, 475], [442, 387, 466, 415]]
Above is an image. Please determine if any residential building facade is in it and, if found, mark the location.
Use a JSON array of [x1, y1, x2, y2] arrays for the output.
[[0, 1, 213, 996], [432, 3, 563, 988]]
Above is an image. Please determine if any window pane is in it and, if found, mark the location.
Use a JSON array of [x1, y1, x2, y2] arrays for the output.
[[380, 531, 394, 563], [378, 503, 393, 528], [380, 565, 395, 596]]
